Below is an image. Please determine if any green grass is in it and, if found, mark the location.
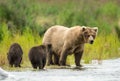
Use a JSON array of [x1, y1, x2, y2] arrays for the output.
[[83, 34, 120, 63]]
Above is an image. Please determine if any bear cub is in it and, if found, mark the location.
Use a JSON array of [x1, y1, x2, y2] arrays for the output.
[[7, 43, 23, 67], [28, 45, 50, 69]]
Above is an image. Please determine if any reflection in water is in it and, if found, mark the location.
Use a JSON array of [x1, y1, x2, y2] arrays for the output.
[[0, 67, 15, 80], [1, 58, 120, 81], [0, 67, 9, 80]]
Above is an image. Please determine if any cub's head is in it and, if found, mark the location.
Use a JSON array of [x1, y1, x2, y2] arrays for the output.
[[82, 26, 98, 44]]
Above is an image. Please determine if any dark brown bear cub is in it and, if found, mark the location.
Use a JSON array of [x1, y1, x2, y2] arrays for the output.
[[29, 45, 49, 69], [7, 43, 23, 67]]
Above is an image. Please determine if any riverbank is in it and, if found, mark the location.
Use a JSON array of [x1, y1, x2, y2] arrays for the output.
[[1, 58, 120, 81]]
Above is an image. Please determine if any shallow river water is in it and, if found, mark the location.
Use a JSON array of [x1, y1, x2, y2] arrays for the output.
[[0, 58, 120, 81]]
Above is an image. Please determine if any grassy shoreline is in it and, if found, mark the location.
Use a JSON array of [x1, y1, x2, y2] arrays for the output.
[[0, 24, 120, 70]]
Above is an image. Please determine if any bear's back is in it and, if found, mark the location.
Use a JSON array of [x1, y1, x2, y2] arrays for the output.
[[42, 25, 69, 45], [8, 43, 23, 56], [42, 25, 83, 54], [29, 45, 46, 59]]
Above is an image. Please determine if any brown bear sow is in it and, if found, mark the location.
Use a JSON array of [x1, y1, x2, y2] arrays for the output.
[[29, 45, 49, 69], [42, 25, 98, 66], [7, 43, 23, 67]]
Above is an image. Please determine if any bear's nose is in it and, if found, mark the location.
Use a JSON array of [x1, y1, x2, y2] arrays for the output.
[[90, 40, 94, 44]]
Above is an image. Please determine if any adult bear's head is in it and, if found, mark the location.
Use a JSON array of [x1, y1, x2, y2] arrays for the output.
[[82, 26, 98, 44]]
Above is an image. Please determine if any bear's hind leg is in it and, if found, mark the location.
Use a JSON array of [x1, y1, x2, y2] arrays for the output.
[[42, 58, 46, 69], [9, 60, 14, 67], [32, 64, 37, 69], [47, 49, 54, 66], [9, 62, 14, 67], [54, 54, 59, 65], [39, 59, 43, 69], [18, 57, 22, 67], [14, 60, 20, 67], [31, 61, 37, 69], [8, 56, 14, 67]]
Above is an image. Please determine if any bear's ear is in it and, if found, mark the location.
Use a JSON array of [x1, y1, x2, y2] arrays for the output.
[[93, 27, 98, 33], [82, 26, 86, 31]]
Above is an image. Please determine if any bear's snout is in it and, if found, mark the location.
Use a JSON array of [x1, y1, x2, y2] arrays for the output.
[[88, 35, 94, 44], [90, 40, 94, 44]]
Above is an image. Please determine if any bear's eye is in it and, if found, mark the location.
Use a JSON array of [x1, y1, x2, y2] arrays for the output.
[[85, 35, 90, 38], [87, 35, 90, 37], [92, 35, 95, 38]]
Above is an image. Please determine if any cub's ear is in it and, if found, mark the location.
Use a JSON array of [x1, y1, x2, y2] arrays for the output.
[[41, 45, 46, 49], [93, 27, 98, 32], [82, 26, 86, 31]]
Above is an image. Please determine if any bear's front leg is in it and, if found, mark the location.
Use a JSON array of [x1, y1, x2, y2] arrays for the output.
[[59, 49, 68, 66], [74, 50, 83, 67]]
